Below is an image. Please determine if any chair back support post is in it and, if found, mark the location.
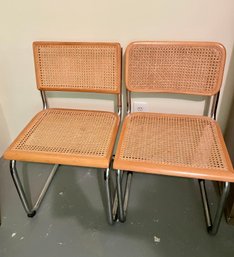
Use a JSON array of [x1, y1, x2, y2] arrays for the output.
[[40, 90, 48, 110], [117, 48, 123, 117], [126, 89, 131, 114], [40, 89, 122, 116], [117, 93, 122, 116], [209, 92, 220, 120]]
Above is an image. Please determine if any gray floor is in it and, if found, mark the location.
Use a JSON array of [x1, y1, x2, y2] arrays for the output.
[[0, 158, 234, 257]]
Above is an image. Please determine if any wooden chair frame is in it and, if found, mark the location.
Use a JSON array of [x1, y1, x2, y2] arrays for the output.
[[113, 41, 233, 235], [5, 42, 122, 224]]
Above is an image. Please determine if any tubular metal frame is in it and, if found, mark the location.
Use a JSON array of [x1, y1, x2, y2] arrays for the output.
[[198, 91, 230, 235], [10, 91, 57, 217], [199, 180, 230, 235], [116, 169, 133, 222], [104, 167, 118, 224], [40, 90, 48, 110], [115, 89, 230, 234], [104, 48, 133, 224], [10, 160, 59, 217]]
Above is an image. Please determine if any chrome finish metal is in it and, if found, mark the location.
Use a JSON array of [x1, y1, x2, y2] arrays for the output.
[[10, 160, 59, 217], [40, 90, 48, 110], [116, 170, 125, 221], [199, 180, 212, 228], [199, 179, 230, 235], [34, 164, 59, 210], [116, 169, 132, 222], [123, 172, 132, 212], [126, 90, 131, 114], [10, 160, 33, 215], [117, 93, 122, 117], [104, 168, 118, 224], [211, 181, 230, 235], [112, 189, 119, 220], [117, 47, 122, 117], [209, 92, 220, 120]]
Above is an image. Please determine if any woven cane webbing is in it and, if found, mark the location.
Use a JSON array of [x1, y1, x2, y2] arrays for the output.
[[126, 42, 225, 95], [33, 42, 121, 93], [114, 113, 234, 181], [4, 109, 119, 168]]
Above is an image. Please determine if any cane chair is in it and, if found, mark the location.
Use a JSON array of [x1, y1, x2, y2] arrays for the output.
[[113, 41, 234, 234], [4, 42, 121, 223]]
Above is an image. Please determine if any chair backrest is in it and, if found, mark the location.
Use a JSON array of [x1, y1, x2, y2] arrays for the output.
[[33, 42, 121, 94], [125, 41, 226, 96]]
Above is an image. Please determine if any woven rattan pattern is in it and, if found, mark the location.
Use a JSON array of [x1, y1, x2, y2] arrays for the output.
[[118, 113, 227, 171], [34, 42, 121, 93], [126, 42, 225, 95], [10, 109, 118, 159]]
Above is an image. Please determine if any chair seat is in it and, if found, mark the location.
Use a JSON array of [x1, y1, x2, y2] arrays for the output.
[[114, 112, 234, 182], [4, 108, 119, 168]]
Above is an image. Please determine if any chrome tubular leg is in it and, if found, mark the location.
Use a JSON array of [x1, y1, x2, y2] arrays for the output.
[[33, 164, 59, 211], [10, 160, 59, 217], [104, 168, 114, 224], [199, 179, 212, 228], [123, 172, 132, 213], [199, 179, 230, 235], [104, 167, 118, 224], [116, 170, 132, 223], [211, 181, 230, 235], [116, 170, 125, 222], [10, 160, 34, 217]]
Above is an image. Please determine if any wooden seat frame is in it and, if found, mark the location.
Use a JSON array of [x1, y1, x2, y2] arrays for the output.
[[4, 42, 122, 224], [113, 41, 233, 235]]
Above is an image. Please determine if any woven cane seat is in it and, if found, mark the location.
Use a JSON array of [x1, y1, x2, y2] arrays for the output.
[[114, 112, 234, 182], [4, 109, 119, 168]]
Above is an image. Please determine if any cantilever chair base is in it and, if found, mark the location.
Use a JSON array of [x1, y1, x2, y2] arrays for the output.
[[104, 165, 132, 224], [10, 160, 59, 217], [116, 170, 132, 223], [116, 170, 230, 235], [199, 180, 230, 235]]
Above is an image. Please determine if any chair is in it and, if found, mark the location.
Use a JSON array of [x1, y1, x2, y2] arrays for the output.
[[113, 41, 234, 234], [4, 41, 122, 223]]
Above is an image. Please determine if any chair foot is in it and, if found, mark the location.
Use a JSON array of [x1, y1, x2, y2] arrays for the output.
[[199, 179, 230, 235], [116, 169, 132, 223], [10, 160, 59, 217], [27, 210, 36, 218]]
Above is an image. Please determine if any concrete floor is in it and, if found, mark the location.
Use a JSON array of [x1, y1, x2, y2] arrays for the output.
[[0, 157, 234, 257]]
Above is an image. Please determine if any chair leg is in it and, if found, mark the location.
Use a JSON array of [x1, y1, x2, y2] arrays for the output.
[[199, 179, 230, 235], [104, 167, 118, 224], [116, 169, 133, 222], [10, 160, 59, 217]]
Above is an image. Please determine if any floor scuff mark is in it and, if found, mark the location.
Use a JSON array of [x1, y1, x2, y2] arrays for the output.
[[154, 235, 160, 243], [11, 232, 17, 238]]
